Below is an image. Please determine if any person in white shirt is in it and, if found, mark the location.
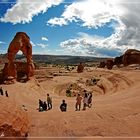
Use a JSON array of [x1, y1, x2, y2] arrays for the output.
[[82, 93, 88, 110]]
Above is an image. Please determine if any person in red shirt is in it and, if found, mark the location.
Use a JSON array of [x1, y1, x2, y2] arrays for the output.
[[75, 94, 82, 111]]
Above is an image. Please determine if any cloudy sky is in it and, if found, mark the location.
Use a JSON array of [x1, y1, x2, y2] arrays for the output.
[[0, 0, 140, 57]]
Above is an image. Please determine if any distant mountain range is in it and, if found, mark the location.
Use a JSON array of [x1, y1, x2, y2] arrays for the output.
[[0, 54, 109, 65], [33, 55, 109, 65]]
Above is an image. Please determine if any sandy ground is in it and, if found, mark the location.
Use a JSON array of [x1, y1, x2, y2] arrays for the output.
[[0, 67, 140, 139]]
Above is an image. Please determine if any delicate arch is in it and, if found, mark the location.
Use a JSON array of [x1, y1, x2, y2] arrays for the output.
[[2, 32, 34, 82]]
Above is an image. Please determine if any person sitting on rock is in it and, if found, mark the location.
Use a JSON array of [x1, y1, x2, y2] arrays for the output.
[[60, 100, 67, 112], [39, 99, 44, 112], [43, 101, 47, 111]]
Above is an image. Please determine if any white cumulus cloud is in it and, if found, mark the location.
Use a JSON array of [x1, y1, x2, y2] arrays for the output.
[[42, 37, 48, 41], [37, 43, 48, 49], [0, 41, 6, 44], [60, 22, 132, 57], [30, 41, 36, 47], [53, 0, 140, 56], [47, 17, 68, 26], [47, 0, 121, 28], [0, 0, 63, 24]]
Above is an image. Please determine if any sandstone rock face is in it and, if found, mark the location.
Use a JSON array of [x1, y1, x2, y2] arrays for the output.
[[114, 55, 123, 67], [77, 63, 84, 73], [2, 32, 35, 83], [109, 49, 140, 69], [0, 97, 29, 138], [122, 49, 140, 66], [98, 61, 106, 68]]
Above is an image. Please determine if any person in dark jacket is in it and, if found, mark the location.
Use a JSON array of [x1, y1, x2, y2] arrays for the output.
[[0, 87, 4, 96], [39, 99, 44, 112], [5, 91, 9, 97], [88, 92, 92, 108], [43, 101, 47, 111], [60, 100, 67, 112]]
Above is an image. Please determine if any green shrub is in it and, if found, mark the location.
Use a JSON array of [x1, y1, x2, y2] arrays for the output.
[[66, 89, 71, 97]]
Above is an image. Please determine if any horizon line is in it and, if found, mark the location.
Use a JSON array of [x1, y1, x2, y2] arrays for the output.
[[0, 53, 110, 58]]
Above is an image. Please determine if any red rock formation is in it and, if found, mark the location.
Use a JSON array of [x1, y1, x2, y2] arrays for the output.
[[2, 32, 35, 83], [122, 49, 140, 66], [98, 61, 106, 68], [77, 62, 84, 73], [111, 49, 140, 69], [0, 97, 29, 138], [106, 59, 114, 70]]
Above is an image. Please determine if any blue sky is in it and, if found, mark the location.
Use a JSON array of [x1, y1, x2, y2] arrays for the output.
[[0, 0, 140, 57]]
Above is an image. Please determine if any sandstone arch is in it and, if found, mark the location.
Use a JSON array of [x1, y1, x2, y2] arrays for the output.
[[3, 32, 35, 82]]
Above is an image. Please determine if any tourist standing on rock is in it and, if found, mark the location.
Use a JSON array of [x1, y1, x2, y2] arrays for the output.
[[82, 93, 88, 110], [5, 90, 9, 97], [88, 92, 92, 108], [60, 100, 67, 112], [75, 94, 82, 111], [47, 94, 52, 110], [0, 87, 4, 96]]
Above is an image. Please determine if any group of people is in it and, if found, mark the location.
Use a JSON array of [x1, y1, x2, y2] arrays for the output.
[[59, 92, 92, 112], [38, 91, 92, 112], [39, 94, 52, 112], [39, 93, 67, 112], [75, 92, 92, 111], [60, 90, 92, 112], [0, 87, 9, 97]]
